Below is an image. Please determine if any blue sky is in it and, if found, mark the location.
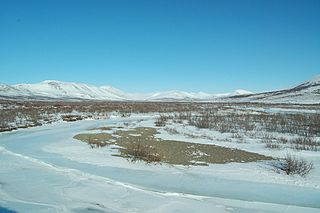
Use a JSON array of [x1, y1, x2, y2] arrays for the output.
[[0, 0, 319, 93]]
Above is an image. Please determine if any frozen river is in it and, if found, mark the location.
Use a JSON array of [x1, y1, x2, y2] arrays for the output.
[[0, 116, 319, 213]]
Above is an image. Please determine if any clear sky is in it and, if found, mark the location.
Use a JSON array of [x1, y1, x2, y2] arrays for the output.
[[0, 0, 319, 93]]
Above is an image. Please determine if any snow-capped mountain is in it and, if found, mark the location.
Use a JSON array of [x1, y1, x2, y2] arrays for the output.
[[0, 76, 319, 103], [211, 89, 253, 98], [136, 91, 212, 101], [225, 76, 320, 104], [0, 84, 34, 98], [0, 80, 252, 101], [11, 80, 126, 100]]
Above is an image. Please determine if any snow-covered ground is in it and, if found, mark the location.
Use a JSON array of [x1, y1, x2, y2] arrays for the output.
[[0, 115, 319, 213]]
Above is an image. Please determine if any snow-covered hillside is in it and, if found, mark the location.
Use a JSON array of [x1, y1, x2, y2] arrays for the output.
[[12, 80, 126, 100], [224, 76, 320, 104], [0, 80, 251, 101], [0, 76, 319, 103]]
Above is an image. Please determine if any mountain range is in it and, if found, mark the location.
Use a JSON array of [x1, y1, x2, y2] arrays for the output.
[[0, 80, 252, 101], [0, 76, 319, 103], [226, 75, 320, 104]]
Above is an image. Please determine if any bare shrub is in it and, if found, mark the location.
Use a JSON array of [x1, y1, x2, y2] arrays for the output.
[[290, 137, 319, 151], [278, 137, 288, 144], [61, 115, 83, 122], [265, 142, 281, 149], [186, 109, 320, 137], [272, 154, 314, 176], [173, 112, 192, 123], [261, 133, 281, 149], [231, 132, 246, 143], [122, 142, 161, 163], [164, 127, 179, 135], [120, 112, 131, 117], [155, 115, 170, 127], [190, 112, 210, 129], [232, 132, 243, 139], [1, 100, 320, 141]]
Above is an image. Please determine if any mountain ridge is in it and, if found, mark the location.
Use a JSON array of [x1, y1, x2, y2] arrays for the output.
[[0, 76, 319, 103], [225, 76, 320, 104], [0, 80, 252, 101]]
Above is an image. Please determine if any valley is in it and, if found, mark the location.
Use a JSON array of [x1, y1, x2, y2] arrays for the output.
[[0, 100, 319, 212]]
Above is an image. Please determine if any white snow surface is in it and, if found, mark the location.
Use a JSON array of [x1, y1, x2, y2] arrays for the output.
[[0, 115, 319, 213], [1, 76, 319, 103], [225, 76, 320, 104], [0, 80, 252, 101], [13, 80, 126, 100], [305, 75, 320, 85]]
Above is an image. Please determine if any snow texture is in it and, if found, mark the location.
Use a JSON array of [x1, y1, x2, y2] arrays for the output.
[[1, 76, 319, 103], [0, 115, 319, 213], [1, 80, 252, 101]]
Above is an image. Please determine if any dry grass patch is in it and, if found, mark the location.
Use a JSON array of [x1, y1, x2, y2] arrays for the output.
[[121, 142, 162, 163], [74, 133, 114, 148], [74, 127, 272, 165]]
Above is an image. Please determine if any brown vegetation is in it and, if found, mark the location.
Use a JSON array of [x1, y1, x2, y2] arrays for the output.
[[61, 115, 83, 122], [74, 127, 272, 165], [155, 115, 171, 127], [121, 142, 162, 163], [1, 101, 319, 153], [272, 154, 314, 176]]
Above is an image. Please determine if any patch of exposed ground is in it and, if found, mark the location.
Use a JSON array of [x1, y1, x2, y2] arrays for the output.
[[74, 127, 272, 165]]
